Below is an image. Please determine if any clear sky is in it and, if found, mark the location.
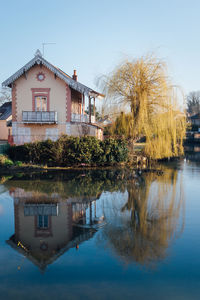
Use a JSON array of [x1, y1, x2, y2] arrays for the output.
[[1, 0, 200, 95]]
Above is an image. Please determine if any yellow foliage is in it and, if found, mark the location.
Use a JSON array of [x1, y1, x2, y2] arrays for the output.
[[103, 54, 186, 159]]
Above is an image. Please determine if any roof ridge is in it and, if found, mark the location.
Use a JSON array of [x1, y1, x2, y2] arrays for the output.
[[2, 52, 103, 97]]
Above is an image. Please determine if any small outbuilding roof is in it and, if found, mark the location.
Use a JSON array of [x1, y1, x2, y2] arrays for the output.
[[2, 50, 104, 98], [0, 102, 12, 120]]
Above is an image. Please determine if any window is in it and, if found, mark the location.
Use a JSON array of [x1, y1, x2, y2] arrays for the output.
[[35, 96, 47, 111], [37, 72, 45, 81], [37, 215, 49, 229], [31, 88, 50, 112]]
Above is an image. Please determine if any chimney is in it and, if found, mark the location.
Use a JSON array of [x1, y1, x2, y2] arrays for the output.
[[72, 70, 77, 81]]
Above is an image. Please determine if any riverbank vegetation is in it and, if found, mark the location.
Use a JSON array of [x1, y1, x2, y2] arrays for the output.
[[101, 54, 186, 159], [7, 136, 128, 167]]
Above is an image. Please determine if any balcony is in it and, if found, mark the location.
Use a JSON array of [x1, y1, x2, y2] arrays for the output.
[[71, 113, 95, 123], [22, 111, 58, 124]]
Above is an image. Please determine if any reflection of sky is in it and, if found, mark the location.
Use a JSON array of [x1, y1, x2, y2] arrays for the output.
[[0, 163, 200, 300]]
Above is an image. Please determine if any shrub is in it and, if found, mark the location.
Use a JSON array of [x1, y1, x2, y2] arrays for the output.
[[8, 144, 32, 163], [62, 136, 104, 165], [102, 138, 128, 163], [7, 136, 129, 166]]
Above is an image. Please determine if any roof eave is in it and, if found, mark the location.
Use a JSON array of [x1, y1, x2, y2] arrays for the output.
[[89, 91, 105, 98], [2, 54, 104, 97], [2, 56, 39, 87]]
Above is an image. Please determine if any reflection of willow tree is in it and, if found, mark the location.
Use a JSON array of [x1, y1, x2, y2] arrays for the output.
[[101, 168, 185, 267]]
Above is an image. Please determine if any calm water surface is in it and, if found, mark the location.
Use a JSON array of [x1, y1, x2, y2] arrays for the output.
[[0, 159, 200, 300]]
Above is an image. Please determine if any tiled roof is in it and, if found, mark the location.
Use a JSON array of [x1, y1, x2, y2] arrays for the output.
[[0, 102, 12, 120], [2, 50, 104, 98]]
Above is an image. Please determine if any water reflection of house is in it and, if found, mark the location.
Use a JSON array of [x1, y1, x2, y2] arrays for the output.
[[7, 188, 104, 271]]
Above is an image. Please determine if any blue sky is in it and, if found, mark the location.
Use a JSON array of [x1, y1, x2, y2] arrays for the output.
[[1, 0, 200, 95]]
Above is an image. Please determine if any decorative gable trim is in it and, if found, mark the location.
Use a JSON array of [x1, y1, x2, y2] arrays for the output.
[[2, 50, 103, 97], [36, 72, 46, 82]]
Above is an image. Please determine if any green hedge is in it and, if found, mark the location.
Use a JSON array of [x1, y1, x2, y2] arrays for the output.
[[7, 135, 128, 166]]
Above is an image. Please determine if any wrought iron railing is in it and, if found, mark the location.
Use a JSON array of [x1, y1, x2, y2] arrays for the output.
[[22, 111, 58, 123], [71, 113, 95, 123]]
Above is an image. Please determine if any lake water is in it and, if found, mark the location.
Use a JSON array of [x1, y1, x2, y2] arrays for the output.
[[0, 159, 200, 300]]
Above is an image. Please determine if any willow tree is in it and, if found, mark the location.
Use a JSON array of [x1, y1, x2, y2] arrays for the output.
[[103, 55, 186, 159]]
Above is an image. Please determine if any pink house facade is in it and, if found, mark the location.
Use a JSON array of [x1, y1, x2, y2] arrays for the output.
[[2, 50, 103, 145]]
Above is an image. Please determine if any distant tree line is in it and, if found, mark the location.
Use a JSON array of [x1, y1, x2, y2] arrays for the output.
[[187, 91, 200, 116], [0, 88, 11, 105]]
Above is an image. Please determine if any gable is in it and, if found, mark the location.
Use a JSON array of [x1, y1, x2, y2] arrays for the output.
[[2, 50, 103, 98], [14, 64, 67, 124]]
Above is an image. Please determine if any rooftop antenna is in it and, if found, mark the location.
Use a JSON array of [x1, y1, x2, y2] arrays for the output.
[[42, 43, 56, 57]]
